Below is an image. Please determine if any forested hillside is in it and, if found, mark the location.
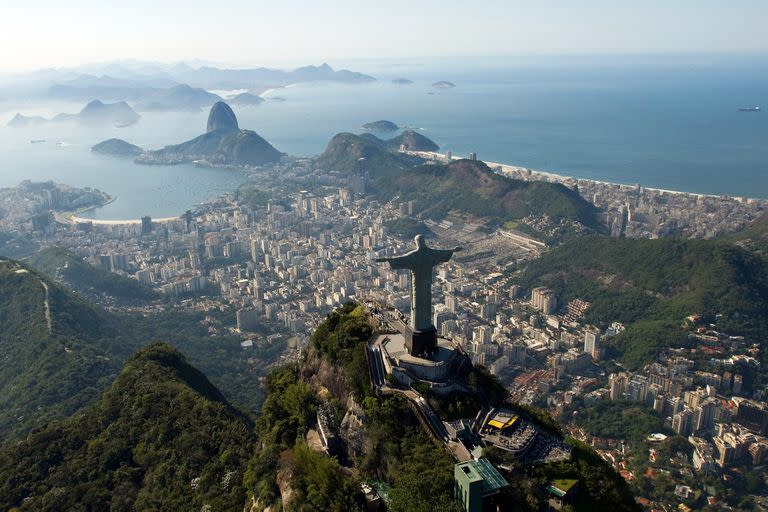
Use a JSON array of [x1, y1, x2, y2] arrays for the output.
[[316, 133, 602, 237], [0, 257, 272, 440], [514, 236, 768, 369], [28, 247, 157, 302], [0, 343, 255, 511]]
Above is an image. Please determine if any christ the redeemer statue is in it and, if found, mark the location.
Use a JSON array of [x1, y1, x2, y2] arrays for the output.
[[377, 235, 461, 355]]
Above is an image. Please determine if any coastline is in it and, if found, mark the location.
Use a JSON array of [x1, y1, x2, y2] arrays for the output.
[[259, 83, 296, 98], [69, 215, 181, 226], [61, 195, 182, 226], [406, 150, 766, 203]]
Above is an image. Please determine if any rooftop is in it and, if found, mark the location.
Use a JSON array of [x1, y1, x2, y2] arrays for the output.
[[546, 478, 579, 498], [487, 409, 519, 431], [455, 458, 508, 495]]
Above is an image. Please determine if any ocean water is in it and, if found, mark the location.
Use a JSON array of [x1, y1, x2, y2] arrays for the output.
[[0, 55, 767, 219]]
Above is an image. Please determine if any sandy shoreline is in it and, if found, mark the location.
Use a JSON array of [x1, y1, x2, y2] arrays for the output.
[[69, 215, 181, 226], [410, 150, 764, 202]]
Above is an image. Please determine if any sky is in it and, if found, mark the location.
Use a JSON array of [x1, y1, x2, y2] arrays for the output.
[[1, 0, 767, 72]]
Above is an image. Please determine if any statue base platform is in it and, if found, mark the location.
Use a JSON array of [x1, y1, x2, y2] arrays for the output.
[[404, 325, 438, 357], [375, 332, 469, 389]]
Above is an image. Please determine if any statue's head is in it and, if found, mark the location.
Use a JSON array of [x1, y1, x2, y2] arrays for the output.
[[414, 234, 425, 248]]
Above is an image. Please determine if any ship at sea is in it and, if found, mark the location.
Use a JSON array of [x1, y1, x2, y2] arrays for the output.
[[738, 106, 761, 112]]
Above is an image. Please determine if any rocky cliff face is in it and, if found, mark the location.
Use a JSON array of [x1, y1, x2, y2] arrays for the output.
[[206, 101, 239, 133]]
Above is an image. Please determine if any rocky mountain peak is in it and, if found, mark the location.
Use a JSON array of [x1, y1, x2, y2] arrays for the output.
[[206, 101, 239, 133]]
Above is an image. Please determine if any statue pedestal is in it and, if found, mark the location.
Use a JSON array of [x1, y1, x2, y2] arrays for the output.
[[405, 325, 438, 357]]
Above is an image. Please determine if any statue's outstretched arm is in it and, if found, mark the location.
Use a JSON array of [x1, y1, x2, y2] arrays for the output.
[[433, 246, 463, 263], [376, 253, 415, 270]]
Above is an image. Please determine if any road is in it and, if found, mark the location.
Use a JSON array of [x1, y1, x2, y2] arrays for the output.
[[40, 280, 52, 334]]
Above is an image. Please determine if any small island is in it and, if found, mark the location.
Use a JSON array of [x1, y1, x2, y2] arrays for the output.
[[432, 81, 456, 89], [91, 138, 145, 157], [392, 78, 414, 85], [362, 120, 399, 132], [228, 92, 265, 106]]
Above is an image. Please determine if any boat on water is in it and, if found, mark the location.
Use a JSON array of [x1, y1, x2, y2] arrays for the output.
[[30, 139, 46, 144], [738, 106, 761, 112]]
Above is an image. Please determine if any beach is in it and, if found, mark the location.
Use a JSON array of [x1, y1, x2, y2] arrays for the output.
[[406, 149, 764, 203], [68, 215, 181, 226]]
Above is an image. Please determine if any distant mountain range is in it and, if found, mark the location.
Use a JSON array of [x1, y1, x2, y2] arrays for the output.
[[132, 84, 222, 111], [38, 62, 374, 109], [95, 102, 282, 167], [8, 100, 140, 127]]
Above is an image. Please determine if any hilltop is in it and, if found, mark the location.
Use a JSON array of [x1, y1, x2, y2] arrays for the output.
[[0, 343, 255, 511], [248, 302, 638, 511], [207, 100, 239, 132], [316, 132, 601, 236], [386, 129, 440, 151], [135, 101, 282, 166], [513, 236, 768, 369]]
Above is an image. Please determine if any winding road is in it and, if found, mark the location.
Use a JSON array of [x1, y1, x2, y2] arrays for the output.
[[40, 280, 52, 334]]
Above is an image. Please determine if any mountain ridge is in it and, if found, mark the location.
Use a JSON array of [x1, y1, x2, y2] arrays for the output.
[[8, 100, 140, 126], [317, 132, 601, 236]]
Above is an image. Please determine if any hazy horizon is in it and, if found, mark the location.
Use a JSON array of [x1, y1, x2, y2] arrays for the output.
[[3, 0, 768, 73]]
